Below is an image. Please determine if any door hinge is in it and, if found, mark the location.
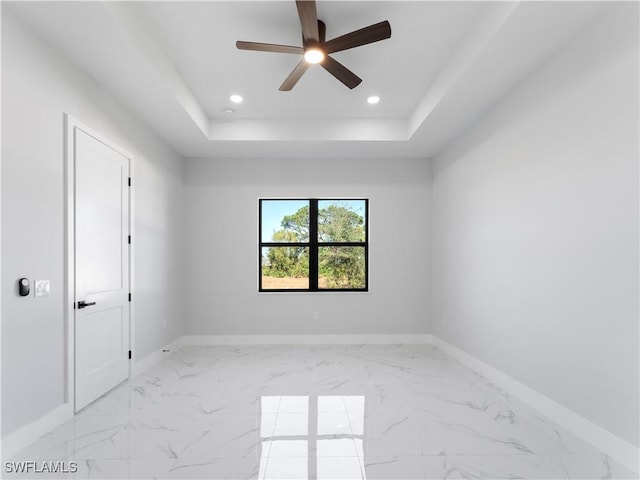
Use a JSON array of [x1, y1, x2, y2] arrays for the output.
[[128, 235, 131, 244], [128, 350, 132, 360], [128, 293, 132, 302], [128, 177, 132, 187]]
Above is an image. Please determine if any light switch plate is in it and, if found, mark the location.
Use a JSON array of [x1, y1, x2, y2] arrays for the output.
[[35, 280, 50, 297]]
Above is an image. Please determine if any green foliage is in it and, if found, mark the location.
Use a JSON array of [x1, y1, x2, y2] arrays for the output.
[[265, 202, 365, 287], [318, 203, 365, 288], [281, 205, 310, 242], [263, 227, 308, 278], [263, 248, 308, 278], [318, 205, 364, 242], [319, 246, 365, 288]]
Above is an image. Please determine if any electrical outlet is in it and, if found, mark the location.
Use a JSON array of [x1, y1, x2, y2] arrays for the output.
[[313, 312, 320, 320], [34, 280, 50, 297]]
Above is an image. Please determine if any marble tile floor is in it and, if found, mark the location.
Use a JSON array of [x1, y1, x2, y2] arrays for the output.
[[4, 344, 637, 479]]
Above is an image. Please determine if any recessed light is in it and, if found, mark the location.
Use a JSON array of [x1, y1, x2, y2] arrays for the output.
[[230, 94, 243, 103], [223, 108, 235, 116], [367, 95, 380, 105], [303, 48, 325, 64]]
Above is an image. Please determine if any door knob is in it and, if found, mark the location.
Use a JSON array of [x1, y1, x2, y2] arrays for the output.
[[77, 300, 96, 309]]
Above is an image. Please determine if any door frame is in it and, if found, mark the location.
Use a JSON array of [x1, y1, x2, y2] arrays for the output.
[[64, 113, 135, 412]]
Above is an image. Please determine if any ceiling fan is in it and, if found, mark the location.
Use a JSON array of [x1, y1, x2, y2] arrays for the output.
[[236, 0, 392, 91]]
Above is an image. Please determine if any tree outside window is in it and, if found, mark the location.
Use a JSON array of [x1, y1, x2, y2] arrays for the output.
[[259, 199, 368, 292]]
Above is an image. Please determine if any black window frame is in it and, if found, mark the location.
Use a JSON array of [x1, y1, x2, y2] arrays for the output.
[[259, 198, 369, 292]]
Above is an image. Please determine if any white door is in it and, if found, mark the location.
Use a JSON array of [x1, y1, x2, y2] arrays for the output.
[[74, 127, 130, 412]]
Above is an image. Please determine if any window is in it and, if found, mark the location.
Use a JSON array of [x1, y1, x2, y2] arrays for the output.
[[259, 198, 368, 292]]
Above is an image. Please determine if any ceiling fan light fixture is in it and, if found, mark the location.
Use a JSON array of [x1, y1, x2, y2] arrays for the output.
[[236, 1, 392, 91], [303, 48, 324, 64]]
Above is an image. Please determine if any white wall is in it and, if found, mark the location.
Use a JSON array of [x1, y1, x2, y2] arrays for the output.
[[1, 11, 185, 437], [431, 4, 638, 447], [184, 157, 431, 336], [3, 0, 637, 459]]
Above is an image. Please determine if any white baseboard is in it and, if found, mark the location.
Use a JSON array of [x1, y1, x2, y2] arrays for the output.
[[132, 336, 185, 376], [1, 402, 73, 461], [183, 334, 433, 346], [6, 334, 636, 474], [1, 337, 186, 461], [431, 335, 639, 473]]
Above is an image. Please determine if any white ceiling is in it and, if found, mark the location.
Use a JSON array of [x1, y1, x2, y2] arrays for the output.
[[7, 1, 609, 159]]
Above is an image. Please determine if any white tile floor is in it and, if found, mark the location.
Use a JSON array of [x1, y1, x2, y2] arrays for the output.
[[5, 344, 637, 479]]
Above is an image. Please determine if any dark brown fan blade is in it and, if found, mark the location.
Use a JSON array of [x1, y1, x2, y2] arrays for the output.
[[318, 20, 326, 43], [279, 59, 310, 91], [324, 21, 391, 54], [236, 41, 304, 55], [296, 0, 319, 43], [321, 55, 362, 89]]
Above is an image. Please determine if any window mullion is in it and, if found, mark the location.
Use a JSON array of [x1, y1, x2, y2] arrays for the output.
[[259, 198, 368, 292], [309, 200, 319, 290]]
